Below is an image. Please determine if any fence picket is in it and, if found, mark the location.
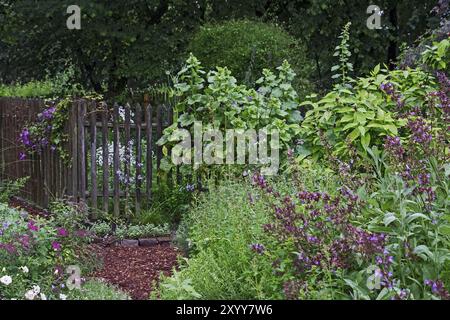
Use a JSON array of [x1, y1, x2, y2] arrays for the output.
[[135, 103, 142, 215], [113, 103, 120, 217], [156, 104, 162, 185], [78, 100, 86, 202], [89, 101, 98, 215], [124, 103, 131, 217], [70, 100, 78, 199], [101, 102, 109, 213], [145, 103, 153, 200]]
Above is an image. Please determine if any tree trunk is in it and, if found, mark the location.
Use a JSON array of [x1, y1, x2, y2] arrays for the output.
[[387, 4, 399, 69]]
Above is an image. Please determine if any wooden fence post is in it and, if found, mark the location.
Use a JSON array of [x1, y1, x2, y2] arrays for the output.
[[69, 99, 78, 200], [156, 104, 162, 185], [113, 103, 120, 218], [124, 103, 131, 217], [145, 102, 153, 200], [89, 101, 98, 216], [78, 100, 86, 202], [135, 103, 142, 215], [101, 102, 109, 214]]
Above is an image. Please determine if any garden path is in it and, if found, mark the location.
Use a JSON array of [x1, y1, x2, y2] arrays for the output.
[[90, 244, 179, 299]]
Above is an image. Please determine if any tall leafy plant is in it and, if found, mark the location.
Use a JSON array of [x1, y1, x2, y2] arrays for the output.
[[331, 22, 353, 85], [157, 54, 302, 174]]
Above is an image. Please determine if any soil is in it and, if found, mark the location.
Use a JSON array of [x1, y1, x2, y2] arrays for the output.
[[9, 196, 50, 218], [89, 243, 180, 300]]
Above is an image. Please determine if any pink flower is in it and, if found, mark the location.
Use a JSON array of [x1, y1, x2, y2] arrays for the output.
[[51, 241, 62, 251], [57, 228, 68, 237], [27, 221, 39, 232], [0, 243, 17, 254]]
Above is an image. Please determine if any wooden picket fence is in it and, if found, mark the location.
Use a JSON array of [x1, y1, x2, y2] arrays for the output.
[[0, 97, 173, 217]]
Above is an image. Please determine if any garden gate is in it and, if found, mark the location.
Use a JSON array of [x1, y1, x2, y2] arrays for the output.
[[0, 97, 173, 217]]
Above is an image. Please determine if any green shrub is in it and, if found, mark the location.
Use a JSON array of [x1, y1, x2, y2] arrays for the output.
[[299, 65, 437, 163], [157, 54, 302, 176], [0, 178, 27, 203], [89, 221, 112, 238], [0, 67, 87, 98], [0, 80, 53, 98], [115, 223, 170, 240], [49, 199, 90, 238], [0, 203, 90, 300], [156, 181, 276, 299], [421, 38, 450, 72], [187, 19, 312, 94], [89, 221, 170, 240], [136, 183, 195, 226], [67, 279, 130, 300]]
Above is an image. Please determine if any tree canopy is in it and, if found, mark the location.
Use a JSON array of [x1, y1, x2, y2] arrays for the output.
[[0, 0, 445, 96]]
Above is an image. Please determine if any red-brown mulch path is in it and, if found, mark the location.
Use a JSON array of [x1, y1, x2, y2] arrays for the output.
[[9, 196, 50, 218], [90, 243, 180, 300]]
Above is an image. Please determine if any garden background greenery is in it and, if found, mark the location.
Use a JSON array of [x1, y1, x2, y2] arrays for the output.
[[0, 0, 449, 300]]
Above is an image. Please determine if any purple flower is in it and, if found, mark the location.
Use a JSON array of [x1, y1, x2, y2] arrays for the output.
[[384, 136, 404, 159], [407, 117, 432, 145], [19, 234, 31, 249], [28, 220, 39, 232], [418, 173, 431, 186], [41, 106, 56, 120], [0, 243, 17, 254], [425, 279, 450, 300], [19, 152, 26, 160], [306, 235, 319, 244], [250, 243, 265, 255], [57, 228, 68, 237], [19, 128, 31, 147], [380, 82, 404, 109]]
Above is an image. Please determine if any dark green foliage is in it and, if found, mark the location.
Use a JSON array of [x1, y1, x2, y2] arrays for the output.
[[0, 0, 441, 95], [187, 19, 312, 92], [135, 183, 194, 226], [0, 0, 204, 96], [0, 178, 27, 203]]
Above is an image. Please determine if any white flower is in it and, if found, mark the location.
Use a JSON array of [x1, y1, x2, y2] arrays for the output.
[[24, 285, 41, 300], [40, 293, 47, 300], [59, 293, 67, 300], [1, 267, 5, 272], [19, 266, 29, 274], [32, 285, 41, 294], [0, 275, 12, 286], [25, 290, 36, 300]]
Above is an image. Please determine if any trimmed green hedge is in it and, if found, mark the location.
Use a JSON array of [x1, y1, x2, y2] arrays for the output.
[[187, 19, 313, 95]]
